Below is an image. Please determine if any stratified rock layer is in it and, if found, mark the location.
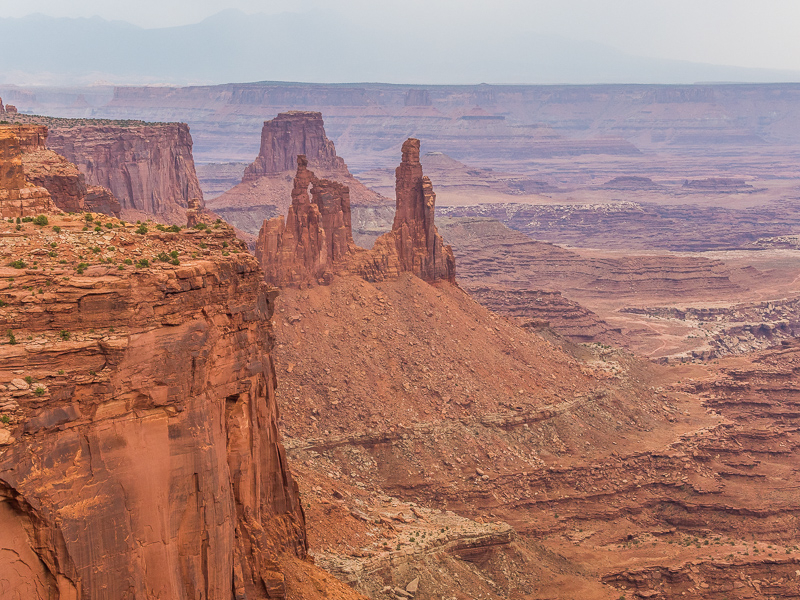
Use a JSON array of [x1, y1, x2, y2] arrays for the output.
[[0, 216, 313, 599], [47, 123, 204, 224], [0, 127, 57, 218]]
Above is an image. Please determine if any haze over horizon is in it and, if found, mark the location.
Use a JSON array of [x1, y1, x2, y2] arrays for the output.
[[3, 1, 800, 86]]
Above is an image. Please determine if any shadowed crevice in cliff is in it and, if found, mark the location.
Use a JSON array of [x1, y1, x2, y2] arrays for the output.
[[255, 138, 455, 288]]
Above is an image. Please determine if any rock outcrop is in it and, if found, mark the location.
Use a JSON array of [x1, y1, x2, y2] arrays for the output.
[[372, 138, 455, 284], [243, 111, 348, 181], [0, 211, 337, 599], [207, 112, 388, 236], [256, 138, 455, 287], [47, 123, 204, 224], [0, 123, 121, 217], [255, 156, 355, 287], [0, 127, 57, 218]]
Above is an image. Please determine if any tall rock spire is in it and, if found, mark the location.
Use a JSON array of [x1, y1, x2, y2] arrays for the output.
[[390, 138, 455, 283]]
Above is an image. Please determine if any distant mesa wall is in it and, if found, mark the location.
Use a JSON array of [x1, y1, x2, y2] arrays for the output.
[[243, 111, 348, 181], [256, 138, 455, 287], [47, 123, 204, 224]]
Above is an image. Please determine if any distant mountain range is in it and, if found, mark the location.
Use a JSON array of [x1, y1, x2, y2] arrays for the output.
[[4, 10, 800, 86]]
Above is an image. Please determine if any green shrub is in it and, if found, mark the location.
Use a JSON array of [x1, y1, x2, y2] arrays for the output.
[[124, 258, 133, 265], [94, 226, 102, 232], [34, 387, 45, 396], [136, 258, 150, 268], [0, 415, 9, 424], [33, 215, 48, 226], [167, 225, 181, 233], [6, 330, 16, 345], [170, 258, 180, 266], [52, 225, 62, 233], [105, 222, 113, 229], [84, 213, 93, 222], [92, 247, 101, 253], [59, 330, 70, 341], [157, 251, 170, 262], [76, 262, 88, 274], [9, 260, 26, 269], [135, 224, 148, 235]]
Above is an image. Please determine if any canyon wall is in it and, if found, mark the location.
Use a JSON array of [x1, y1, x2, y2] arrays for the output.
[[47, 123, 204, 224], [0, 123, 121, 216], [0, 127, 57, 218], [0, 209, 330, 598]]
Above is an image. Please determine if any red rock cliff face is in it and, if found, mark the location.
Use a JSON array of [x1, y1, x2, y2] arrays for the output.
[[47, 123, 204, 224], [243, 111, 348, 180], [255, 138, 455, 287], [0, 219, 310, 599], [0, 127, 58, 218], [0, 124, 121, 216]]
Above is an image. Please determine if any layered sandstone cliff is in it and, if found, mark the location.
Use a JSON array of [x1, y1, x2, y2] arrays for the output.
[[0, 204, 361, 599], [208, 112, 388, 235], [0, 123, 121, 216], [0, 127, 58, 218], [256, 138, 454, 287], [47, 123, 204, 224]]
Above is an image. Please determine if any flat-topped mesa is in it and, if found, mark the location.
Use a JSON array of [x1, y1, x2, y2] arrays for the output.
[[0, 127, 57, 218], [255, 155, 355, 286], [243, 112, 349, 181]]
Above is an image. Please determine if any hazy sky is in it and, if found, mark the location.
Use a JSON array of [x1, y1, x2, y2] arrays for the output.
[[4, 0, 800, 71]]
